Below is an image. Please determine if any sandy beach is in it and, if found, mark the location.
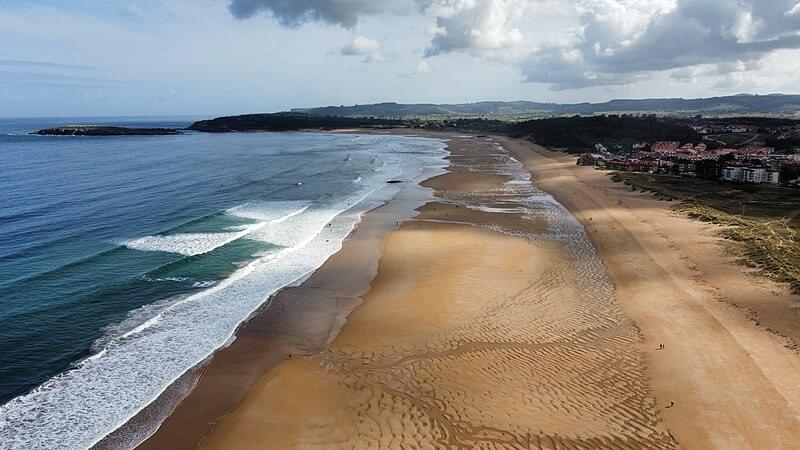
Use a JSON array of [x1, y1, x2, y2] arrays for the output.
[[501, 139, 800, 449], [185, 134, 676, 449], [139, 133, 800, 450]]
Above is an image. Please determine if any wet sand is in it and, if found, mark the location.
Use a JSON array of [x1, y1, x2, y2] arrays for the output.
[[196, 135, 676, 449], [500, 138, 800, 450]]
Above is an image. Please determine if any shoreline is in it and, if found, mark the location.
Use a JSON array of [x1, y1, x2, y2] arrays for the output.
[[132, 131, 800, 449], [190, 132, 676, 449], [125, 134, 449, 450]]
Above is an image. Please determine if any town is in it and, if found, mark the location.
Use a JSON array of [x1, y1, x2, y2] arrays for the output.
[[578, 120, 800, 187]]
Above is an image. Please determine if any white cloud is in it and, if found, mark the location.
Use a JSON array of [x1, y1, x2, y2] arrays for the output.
[[668, 60, 764, 83], [419, 0, 529, 56], [521, 0, 800, 89], [340, 36, 385, 62], [222, 0, 800, 92], [229, 0, 537, 58], [227, 0, 403, 28], [399, 59, 432, 78]]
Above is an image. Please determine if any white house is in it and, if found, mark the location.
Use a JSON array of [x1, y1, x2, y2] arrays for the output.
[[721, 166, 742, 182], [721, 165, 780, 185], [766, 170, 781, 185]]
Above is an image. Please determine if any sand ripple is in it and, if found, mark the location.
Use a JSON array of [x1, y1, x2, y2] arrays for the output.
[[200, 136, 676, 450]]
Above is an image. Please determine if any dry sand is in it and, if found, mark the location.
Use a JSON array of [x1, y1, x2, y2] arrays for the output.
[[500, 138, 800, 450], [198, 135, 676, 449]]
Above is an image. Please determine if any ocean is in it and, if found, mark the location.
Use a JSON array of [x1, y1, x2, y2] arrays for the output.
[[0, 118, 447, 449]]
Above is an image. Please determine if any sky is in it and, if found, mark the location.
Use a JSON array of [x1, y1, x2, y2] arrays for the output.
[[2, 0, 800, 117]]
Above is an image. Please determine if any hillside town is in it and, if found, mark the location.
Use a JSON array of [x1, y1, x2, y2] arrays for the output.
[[579, 121, 800, 187]]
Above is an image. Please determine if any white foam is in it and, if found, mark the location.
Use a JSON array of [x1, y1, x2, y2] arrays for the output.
[[0, 134, 449, 450], [226, 201, 310, 222], [123, 232, 245, 256], [466, 205, 529, 214], [92, 296, 187, 352], [140, 276, 189, 283], [123, 202, 311, 257]]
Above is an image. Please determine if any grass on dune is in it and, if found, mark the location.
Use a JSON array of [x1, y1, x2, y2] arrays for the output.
[[611, 172, 800, 292]]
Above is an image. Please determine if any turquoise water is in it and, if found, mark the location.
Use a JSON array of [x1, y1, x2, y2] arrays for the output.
[[0, 119, 447, 449]]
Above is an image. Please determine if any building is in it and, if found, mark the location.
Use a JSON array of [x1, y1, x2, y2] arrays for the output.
[[725, 126, 749, 134], [721, 165, 742, 182], [606, 158, 659, 173], [651, 141, 681, 153], [695, 159, 724, 181], [737, 147, 775, 157], [742, 167, 765, 184], [766, 170, 780, 185], [720, 164, 780, 185], [577, 153, 604, 166]]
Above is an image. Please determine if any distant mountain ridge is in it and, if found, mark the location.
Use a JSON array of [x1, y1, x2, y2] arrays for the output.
[[292, 94, 800, 118]]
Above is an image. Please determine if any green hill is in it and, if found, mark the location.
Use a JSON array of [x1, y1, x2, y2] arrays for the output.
[[292, 94, 800, 119]]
